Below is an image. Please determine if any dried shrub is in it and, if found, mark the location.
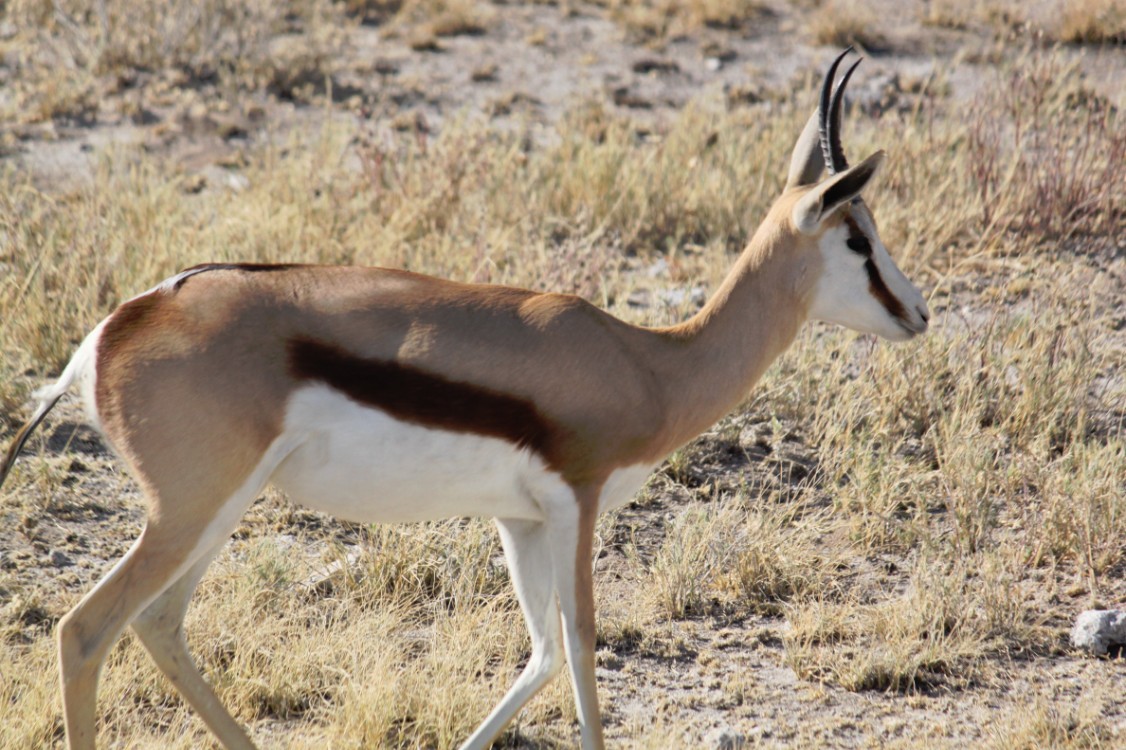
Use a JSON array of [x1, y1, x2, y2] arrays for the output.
[[1057, 0, 1126, 44], [966, 48, 1125, 244], [808, 0, 887, 49], [599, 0, 768, 41]]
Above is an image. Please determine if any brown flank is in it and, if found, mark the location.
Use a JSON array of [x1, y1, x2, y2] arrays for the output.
[[95, 293, 165, 393], [287, 337, 565, 468]]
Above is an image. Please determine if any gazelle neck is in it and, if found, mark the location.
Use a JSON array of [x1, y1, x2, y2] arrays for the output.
[[650, 210, 811, 452]]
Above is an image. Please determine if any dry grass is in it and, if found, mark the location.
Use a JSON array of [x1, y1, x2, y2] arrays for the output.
[[1, 0, 346, 122], [637, 498, 830, 619], [808, 0, 887, 49], [0, 2, 1124, 745], [601, 0, 768, 40], [1058, 0, 1126, 44], [783, 550, 1035, 692], [985, 694, 1116, 749], [921, 0, 1028, 35], [923, 0, 1126, 43]]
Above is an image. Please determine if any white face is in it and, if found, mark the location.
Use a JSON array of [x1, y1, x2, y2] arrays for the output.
[[807, 207, 929, 341]]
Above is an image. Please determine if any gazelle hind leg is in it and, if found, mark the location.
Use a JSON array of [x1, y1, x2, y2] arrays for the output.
[[58, 518, 240, 750], [459, 518, 565, 750], [131, 543, 255, 750], [57, 435, 295, 750]]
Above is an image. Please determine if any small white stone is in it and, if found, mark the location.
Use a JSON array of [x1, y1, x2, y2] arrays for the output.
[[226, 172, 250, 192], [1070, 610, 1126, 656]]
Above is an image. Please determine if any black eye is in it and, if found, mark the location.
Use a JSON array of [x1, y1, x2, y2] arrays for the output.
[[846, 236, 871, 255]]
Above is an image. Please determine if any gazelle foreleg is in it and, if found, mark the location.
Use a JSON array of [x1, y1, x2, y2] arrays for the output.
[[131, 543, 256, 750], [548, 489, 604, 750], [459, 518, 566, 750]]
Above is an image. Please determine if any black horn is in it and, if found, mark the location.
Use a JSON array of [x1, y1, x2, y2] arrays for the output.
[[818, 48, 860, 175]]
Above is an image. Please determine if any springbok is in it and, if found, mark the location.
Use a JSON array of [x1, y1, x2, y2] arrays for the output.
[[0, 49, 927, 750]]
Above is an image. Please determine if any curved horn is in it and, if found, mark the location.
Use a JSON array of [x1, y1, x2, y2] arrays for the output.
[[828, 58, 862, 174], [818, 48, 853, 175]]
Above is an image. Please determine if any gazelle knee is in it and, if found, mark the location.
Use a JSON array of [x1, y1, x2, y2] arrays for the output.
[[131, 611, 181, 649], [533, 638, 566, 680], [57, 609, 103, 681]]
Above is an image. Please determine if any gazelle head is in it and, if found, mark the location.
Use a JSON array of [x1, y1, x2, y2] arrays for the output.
[[785, 49, 929, 342]]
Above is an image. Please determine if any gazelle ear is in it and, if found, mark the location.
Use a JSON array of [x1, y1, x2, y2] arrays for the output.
[[792, 150, 884, 234], [786, 111, 824, 189]]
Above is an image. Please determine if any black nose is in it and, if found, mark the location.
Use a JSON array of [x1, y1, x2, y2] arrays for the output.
[[917, 305, 929, 324]]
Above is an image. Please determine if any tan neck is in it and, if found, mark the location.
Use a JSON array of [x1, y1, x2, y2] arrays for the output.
[[646, 214, 811, 455]]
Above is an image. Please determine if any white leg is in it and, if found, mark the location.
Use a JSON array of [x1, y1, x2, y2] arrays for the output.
[[58, 517, 246, 750], [460, 518, 565, 750], [546, 493, 604, 750], [132, 544, 256, 750], [57, 437, 292, 750]]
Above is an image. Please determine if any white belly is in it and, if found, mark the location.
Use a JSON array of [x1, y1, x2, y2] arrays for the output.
[[271, 386, 550, 523]]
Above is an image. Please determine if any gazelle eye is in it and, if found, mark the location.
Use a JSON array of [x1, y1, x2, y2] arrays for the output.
[[846, 236, 871, 255]]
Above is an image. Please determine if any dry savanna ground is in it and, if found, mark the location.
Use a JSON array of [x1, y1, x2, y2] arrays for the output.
[[1, 0, 1124, 748]]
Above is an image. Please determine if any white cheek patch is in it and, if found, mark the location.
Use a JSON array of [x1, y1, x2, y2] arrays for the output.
[[808, 225, 895, 336], [807, 222, 925, 340]]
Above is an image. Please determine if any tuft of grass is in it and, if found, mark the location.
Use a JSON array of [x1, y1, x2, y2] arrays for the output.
[[964, 49, 1125, 245], [0, 637, 63, 748], [783, 550, 1038, 692], [1057, 0, 1126, 44], [1031, 441, 1126, 588], [639, 500, 831, 619], [986, 694, 1116, 749], [808, 0, 887, 49], [599, 0, 768, 41], [385, 0, 494, 40], [340, 0, 406, 24]]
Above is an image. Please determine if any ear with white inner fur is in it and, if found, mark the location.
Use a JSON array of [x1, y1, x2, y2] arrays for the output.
[[786, 111, 825, 189], [792, 150, 885, 234]]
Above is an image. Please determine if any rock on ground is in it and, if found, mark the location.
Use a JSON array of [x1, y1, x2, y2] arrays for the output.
[[1070, 610, 1126, 656]]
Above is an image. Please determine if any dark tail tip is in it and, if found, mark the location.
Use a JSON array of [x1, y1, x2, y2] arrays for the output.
[[0, 402, 59, 492]]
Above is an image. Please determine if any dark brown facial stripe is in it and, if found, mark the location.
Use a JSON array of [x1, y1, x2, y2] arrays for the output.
[[287, 338, 562, 466], [846, 236, 871, 255], [843, 215, 908, 322], [864, 259, 908, 321]]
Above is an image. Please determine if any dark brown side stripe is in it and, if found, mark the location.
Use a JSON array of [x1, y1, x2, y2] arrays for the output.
[[287, 338, 562, 465]]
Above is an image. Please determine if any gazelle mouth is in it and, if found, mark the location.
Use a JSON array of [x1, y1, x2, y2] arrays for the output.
[[895, 315, 928, 338]]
